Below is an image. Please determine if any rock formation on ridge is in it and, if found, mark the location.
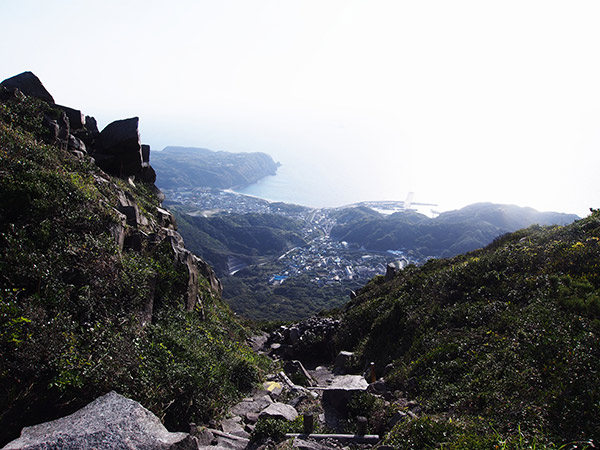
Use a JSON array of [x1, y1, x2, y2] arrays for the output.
[[0, 71, 240, 445]]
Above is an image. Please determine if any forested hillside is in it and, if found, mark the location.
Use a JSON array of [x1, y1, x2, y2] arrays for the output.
[[171, 207, 307, 275]]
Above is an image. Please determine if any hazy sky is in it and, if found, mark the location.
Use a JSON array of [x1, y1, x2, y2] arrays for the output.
[[2, 1, 599, 216]]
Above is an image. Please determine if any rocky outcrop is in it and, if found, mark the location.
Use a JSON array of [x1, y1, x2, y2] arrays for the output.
[[0, 71, 55, 104], [0, 72, 158, 182], [57, 104, 86, 130], [283, 360, 316, 387], [2, 392, 197, 450], [385, 262, 398, 281], [265, 317, 340, 362], [0, 72, 222, 320], [95, 117, 143, 177]]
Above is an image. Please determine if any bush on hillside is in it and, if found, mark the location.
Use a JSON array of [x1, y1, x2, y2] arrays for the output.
[[335, 210, 600, 445]]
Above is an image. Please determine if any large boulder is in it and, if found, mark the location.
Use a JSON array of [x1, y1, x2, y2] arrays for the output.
[[2, 391, 197, 450], [57, 105, 86, 130], [258, 402, 298, 422], [0, 71, 55, 104], [230, 395, 273, 418], [95, 117, 143, 177], [333, 351, 354, 375], [322, 375, 369, 412]]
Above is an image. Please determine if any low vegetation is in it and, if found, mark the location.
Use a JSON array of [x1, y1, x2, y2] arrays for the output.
[[335, 211, 600, 446]]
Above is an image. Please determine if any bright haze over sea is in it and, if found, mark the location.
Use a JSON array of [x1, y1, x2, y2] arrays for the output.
[[2, 1, 599, 217]]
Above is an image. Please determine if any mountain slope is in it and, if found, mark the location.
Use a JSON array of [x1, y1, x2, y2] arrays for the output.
[[0, 77, 264, 445], [334, 210, 600, 445], [171, 207, 307, 275]]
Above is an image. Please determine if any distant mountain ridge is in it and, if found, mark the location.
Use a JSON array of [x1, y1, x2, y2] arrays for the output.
[[152, 146, 280, 189], [332, 202, 579, 259]]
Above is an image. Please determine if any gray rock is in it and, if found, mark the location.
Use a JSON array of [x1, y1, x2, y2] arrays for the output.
[[136, 144, 156, 183], [137, 164, 157, 183], [288, 326, 300, 344], [168, 435, 201, 450], [220, 416, 245, 435], [98, 117, 140, 154], [190, 427, 215, 446], [43, 110, 70, 149], [327, 375, 369, 391], [388, 410, 408, 428], [369, 379, 386, 391], [247, 333, 268, 352], [310, 366, 333, 387], [68, 134, 86, 153], [259, 402, 298, 421], [322, 375, 369, 411], [292, 438, 336, 450], [156, 207, 176, 229], [229, 429, 250, 440], [71, 150, 85, 159], [117, 189, 143, 227], [230, 395, 273, 417], [202, 429, 248, 450], [333, 351, 354, 375], [0, 71, 55, 104], [109, 208, 128, 250], [263, 380, 284, 398], [142, 144, 151, 166], [2, 391, 195, 450], [266, 317, 339, 362], [367, 379, 393, 400]]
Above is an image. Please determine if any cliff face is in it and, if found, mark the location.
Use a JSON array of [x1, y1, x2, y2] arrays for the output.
[[0, 73, 261, 445]]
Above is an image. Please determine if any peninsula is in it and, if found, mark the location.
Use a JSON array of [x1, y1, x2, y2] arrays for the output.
[[151, 146, 280, 190]]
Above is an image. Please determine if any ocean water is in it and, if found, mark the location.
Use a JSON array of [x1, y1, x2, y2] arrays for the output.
[[236, 156, 419, 209]]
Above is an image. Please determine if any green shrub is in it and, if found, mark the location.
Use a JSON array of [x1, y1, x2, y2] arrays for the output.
[[251, 416, 303, 442], [382, 416, 459, 449]]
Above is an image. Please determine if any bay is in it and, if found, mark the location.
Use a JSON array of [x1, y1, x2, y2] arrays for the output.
[[236, 157, 412, 209]]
